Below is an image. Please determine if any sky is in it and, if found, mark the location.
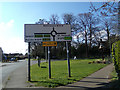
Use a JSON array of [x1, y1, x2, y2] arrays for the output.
[[0, 2, 104, 54]]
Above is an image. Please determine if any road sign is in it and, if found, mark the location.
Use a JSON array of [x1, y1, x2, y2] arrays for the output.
[[42, 41, 57, 46], [25, 24, 72, 80], [24, 24, 72, 42]]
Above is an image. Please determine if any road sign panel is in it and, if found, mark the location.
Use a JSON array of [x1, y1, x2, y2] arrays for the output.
[[24, 24, 72, 42], [42, 41, 57, 46], [64, 37, 72, 40]]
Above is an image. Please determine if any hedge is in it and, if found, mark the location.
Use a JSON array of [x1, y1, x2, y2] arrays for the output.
[[112, 40, 120, 80]]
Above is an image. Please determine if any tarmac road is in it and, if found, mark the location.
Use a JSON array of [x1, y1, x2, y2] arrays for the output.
[[1, 59, 45, 88], [1, 60, 27, 88]]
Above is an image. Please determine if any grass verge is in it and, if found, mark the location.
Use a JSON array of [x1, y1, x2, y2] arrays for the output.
[[30, 59, 107, 88]]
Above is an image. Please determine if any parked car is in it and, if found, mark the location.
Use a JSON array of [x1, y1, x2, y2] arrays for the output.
[[10, 58, 15, 61]]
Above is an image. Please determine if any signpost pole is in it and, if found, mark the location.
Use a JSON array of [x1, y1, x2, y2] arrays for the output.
[[66, 41, 71, 77], [38, 57, 40, 67], [45, 47, 47, 62], [48, 46, 51, 78], [28, 42, 31, 81]]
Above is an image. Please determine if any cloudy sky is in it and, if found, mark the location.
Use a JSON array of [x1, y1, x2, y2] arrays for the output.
[[0, 1, 113, 54]]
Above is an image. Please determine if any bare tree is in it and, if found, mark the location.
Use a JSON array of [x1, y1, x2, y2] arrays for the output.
[[62, 13, 79, 40], [85, 13, 99, 48], [90, 1, 119, 36], [49, 14, 60, 24], [35, 19, 46, 24], [77, 13, 89, 58], [89, 1, 119, 58], [62, 13, 77, 31], [90, 1, 118, 17], [77, 12, 100, 57], [62, 13, 77, 58], [62, 13, 75, 24], [102, 18, 114, 41]]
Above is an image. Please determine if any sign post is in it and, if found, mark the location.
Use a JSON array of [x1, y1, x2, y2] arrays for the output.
[[24, 24, 72, 79], [38, 57, 40, 67], [28, 42, 31, 81], [45, 47, 47, 62], [66, 41, 71, 77], [48, 46, 51, 78]]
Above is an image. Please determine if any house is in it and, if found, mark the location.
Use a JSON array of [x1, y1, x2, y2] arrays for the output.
[[4, 53, 25, 60], [0, 47, 3, 62]]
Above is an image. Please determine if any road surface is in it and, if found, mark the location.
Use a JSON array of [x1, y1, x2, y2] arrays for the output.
[[1, 60, 27, 88], [1, 59, 43, 89]]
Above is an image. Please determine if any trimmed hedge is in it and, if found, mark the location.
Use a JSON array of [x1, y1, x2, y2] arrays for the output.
[[112, 40, 120, 80]]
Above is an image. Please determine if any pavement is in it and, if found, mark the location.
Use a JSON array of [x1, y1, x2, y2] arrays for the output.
[[4, 65, 29, 88], [2, 60, 39, 88], [57, 63, 114, 89], [3, 62, 114, 89]]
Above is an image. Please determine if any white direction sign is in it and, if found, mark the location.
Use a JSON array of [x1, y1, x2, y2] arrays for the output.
[[24, 24, 72, 42]]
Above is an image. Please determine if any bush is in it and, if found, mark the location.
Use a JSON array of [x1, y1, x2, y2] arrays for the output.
[[112, 40, 120, 81]]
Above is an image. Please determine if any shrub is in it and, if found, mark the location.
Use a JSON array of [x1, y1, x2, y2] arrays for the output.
[[112, 40, 120, 80]]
